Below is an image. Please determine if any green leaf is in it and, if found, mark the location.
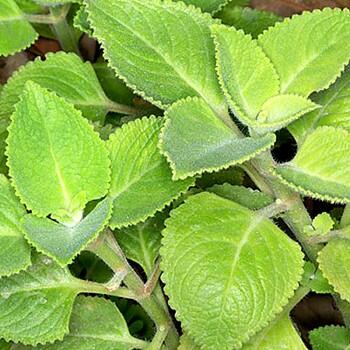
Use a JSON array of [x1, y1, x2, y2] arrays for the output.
[[0, 0, 38, 57], [196, 166, 244, 188], [28, 296, 147, 350], [0, 52, 111, 123], [6, 82, 110, 224], [310, 325, 350, 350], [115, 213, 164, 276], [275, 127, 350, 203], [107, 116, 193, 229], [159, 97, 276, 179], [211, 25, 280, 127], [0, 253, 81, 345], [243, 316, 306, 350], [22, 197, 112, 266], [173, 0, 229, 14], [161, 192, 304, 349], [0, 175, 31, 277], [15, 0, 42, 14], [318, 239, 350, 302], [258, 8, 350, 97], [289, 68, 350, 145], [218, 6, 282, 38], [302, 262, 333, 294], [86, 0, 226, 115], [313, 213, 334, 235], [73, 4, 92, 36], [207, 183, 274, 210]]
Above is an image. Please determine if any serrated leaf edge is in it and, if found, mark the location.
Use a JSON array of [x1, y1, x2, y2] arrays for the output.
[[160, 193, 305, 349], [85, 0, 222, 111], [21, 197, 113, 267], [158, 96, 276, 180], [5, 81, 111, 219], [108, 115, 195, 229]]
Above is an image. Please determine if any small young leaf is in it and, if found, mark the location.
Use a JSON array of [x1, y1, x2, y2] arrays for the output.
[[159, 97, 276, 179], [173, 0, 229, 14], [107, 116, 194, 229], [207, 183, 274, 210], [310, 325, 350, 350], [0, 253, 81, 345], [0, 175, 31, 277], [0, 52, 111, 122], [27, 296, 147, 350], [74, 5, 93, 36], [6, 82, 110, 223], [218, 6, 282, 38], [115, 213, 164, 276], [318, 239, 350, 302], [243, 316, 307, 350], [22, 197, 112, 266], [161, 192, 304, 349], [313, 213, 334, 235], [258, 8, 350, 97], [289, 68, 350, 145], [212, 24, 280, 128], [0, 0, 38, 57], [86, 0, 226, 115], [275, 127, 350, 203]]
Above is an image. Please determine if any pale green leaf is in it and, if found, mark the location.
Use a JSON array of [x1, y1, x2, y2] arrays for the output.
[[86, 0, 226, 115], [313, 213, 334, 235], [258, 8, 350, 97], [275, 127, 350, 203], [310, 325, 350, 350], [196, 166, 244, 188], [22, 197, 112, 266], [218, 6, 282, 38], [302, 262, 333, 294], [115, 213, 164, 276], [161, 192, 304, 349], [211, 24, 280, 128], [6, 82, 110, 223], [73, 5, 92, 36], [0, 175, 31, 277], [15, 0, 42, 14], [243, 316, 306, 350], [0, 52, 110, 123], [173, 0, 228, 14], [0, 0, 38, 57], [207, 183, 274, 210], [107, 116, 193, 229], [289, 68, 350, 145], [318, 239, 350, 302], [159, 97, 276, 179], [0, 253, 82, 345]]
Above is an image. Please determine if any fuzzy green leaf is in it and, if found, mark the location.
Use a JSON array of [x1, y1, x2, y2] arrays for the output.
[[258, 8, 350, 97], [243, 316, 307, 350], [310, 325, 350, 350], [0, 0, 38, 57], [107, 116, 193, 229], [74, 5, 92, 36], [0, 52, 110, 123], [0, 175, 31, 277], [318, 239, 350, 302], [115, 213, 164, 276], [208, 183, 274, 210], [313, 213, 334, 236], [218, 6, 282, 38], [173, 0, 228, 14], [275, 127, 350, 203], [86, 0, 226, 115], [0, 253, 81, 345], [6, 82, 110, 224], [22, 197, 112, 266], [15, 0, 42, 13], [289, 68, 350, 145], [161, 192, 304, 349], [159, 97, 276, 179]]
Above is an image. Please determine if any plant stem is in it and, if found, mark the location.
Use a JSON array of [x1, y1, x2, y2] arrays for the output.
[[106, 99, 145, 115], [50, 5, 80, 55], [88, 230, 179, 350]]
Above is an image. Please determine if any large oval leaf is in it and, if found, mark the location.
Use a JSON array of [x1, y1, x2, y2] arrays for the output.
[[6, 82, 110, 224], [86, 0, 226, 114], [161, 192, 304, 349]]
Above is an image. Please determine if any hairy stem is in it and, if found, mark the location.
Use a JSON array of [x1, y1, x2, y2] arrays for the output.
[[88, 230, 179, 350]]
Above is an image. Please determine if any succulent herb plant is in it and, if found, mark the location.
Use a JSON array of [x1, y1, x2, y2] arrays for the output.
[[1, 0, 350, 349]]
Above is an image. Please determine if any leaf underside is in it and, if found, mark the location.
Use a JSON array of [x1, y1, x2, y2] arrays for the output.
[[107, 116, 194, 229], [159, 97, 276, 179], [6, 82, 110, 222], [161, 192, 304, 349]]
